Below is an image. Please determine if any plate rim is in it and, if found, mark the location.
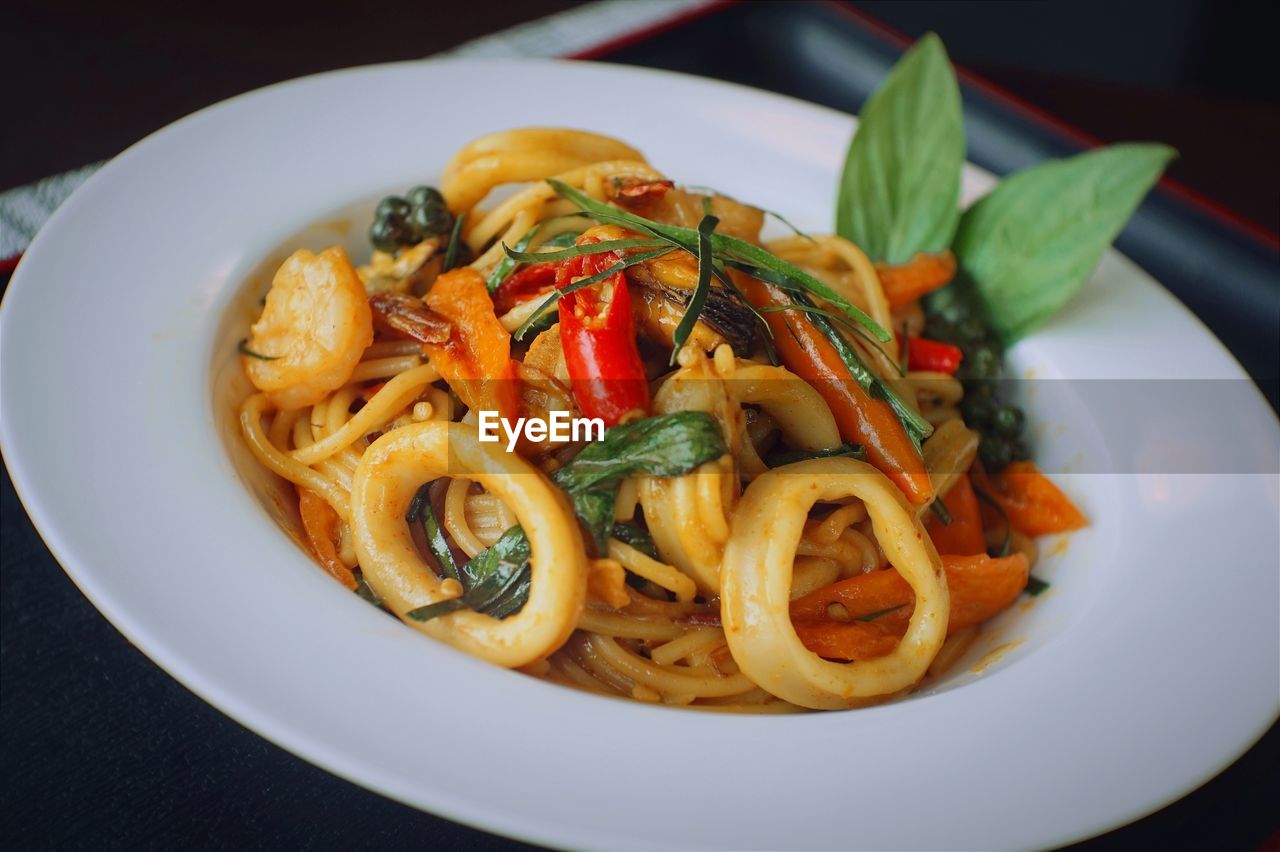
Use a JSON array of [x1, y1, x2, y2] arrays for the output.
[[2, 57, 1277, 850]]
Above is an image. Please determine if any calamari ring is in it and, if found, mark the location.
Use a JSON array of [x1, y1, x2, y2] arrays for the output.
[[350, 421, 588, 668], [721, 457, 949, 709]]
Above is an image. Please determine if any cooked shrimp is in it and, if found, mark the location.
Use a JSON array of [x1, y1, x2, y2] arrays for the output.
[[243, 246, 374, 410]]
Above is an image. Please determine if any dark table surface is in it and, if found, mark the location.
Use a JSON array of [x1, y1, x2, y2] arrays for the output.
[[3, 2, 1277, 849]]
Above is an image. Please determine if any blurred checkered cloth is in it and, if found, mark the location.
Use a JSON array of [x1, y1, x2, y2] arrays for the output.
[[0, 0, 713, 261]]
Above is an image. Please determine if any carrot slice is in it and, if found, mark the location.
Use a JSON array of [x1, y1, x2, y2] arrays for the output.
[[789, 620, 901, 661], [924, 474, 985, 556], [790, 553, 1029, 661], [942, 553, 1030, 631], [790, 565, 911, 623], [298, 487, 356, 590], [975, 461, 1086, 536], [875, 250, 957, 309], [736, 271, 932, 504], [421, 267, 521, 424]]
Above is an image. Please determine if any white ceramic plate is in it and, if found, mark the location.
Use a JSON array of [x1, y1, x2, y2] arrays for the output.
[[1, 60, 1276, 850]]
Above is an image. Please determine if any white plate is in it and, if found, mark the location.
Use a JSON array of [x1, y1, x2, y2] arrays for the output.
[[1, 59, 1276, 850]]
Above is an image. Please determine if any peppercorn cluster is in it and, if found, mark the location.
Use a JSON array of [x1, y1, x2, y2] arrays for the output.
[[369, 186, 453, 253], [924, 301, 1031, 472]]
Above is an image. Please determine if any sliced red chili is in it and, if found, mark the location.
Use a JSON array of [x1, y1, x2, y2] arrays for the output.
[[493, 261, 557, 315], [555, 234, 650, 426], [902, 335, 964, 374]]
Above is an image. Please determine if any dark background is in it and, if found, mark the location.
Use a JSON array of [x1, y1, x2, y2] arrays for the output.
[[2, 1, 1277, 850], [3, 0, 1277, 233]]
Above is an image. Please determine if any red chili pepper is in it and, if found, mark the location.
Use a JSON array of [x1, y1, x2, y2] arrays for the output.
[[555, 236, 650, 426], [493, 261, 557, 314], [902, 335, 964, 374]]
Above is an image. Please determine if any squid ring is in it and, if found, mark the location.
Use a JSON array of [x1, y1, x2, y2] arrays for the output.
[[350, 421, 588, 668], [721, 457, 949, 709]]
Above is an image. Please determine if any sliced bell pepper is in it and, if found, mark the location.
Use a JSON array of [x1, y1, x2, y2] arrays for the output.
[[492, 261, 558, 315], [555, 233, 650, 426]]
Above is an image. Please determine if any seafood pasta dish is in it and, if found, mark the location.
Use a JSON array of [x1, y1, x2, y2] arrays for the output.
[[236, 127, 1102, 711], [233, 42, 1168, 711]]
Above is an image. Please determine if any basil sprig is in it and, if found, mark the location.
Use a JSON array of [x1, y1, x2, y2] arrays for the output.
[[487, 224, 584, 291], [546, 179, 891, 343], [839, 33, 1173, 347]]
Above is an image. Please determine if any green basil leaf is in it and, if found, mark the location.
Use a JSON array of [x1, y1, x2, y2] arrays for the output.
[[1024, 575, 1051, 597], [485, 221, 585, 292], [953, 143, 1175, 343], [856, 603, 907, 622], [837, 32, 964, 264], [669, 214, 719, 365], [552, 411, 727, 553], [610, 522, 659, 560], [486, 223, 540, 292], [407, 525, 531, 622], [501, 236, 669, 263], [238, 339, 279, 361], [407, 484, 461, 582], [765, 442, 865, 468], [442, 211, 467, 271], [546, 179, 891, 342], [540, 231, 583, 249]]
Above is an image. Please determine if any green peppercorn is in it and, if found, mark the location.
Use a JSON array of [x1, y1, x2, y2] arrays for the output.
[[370, 185, 453, 252], [993, 405, 1025, 438], [923, 315, 954, 341], [406, 185, 443, 208], [369, 217, 405, 253], [957, 317, 987, 344], [961, 394, 997, 425], [979, 436, 1013, 471], [409, 200, 453, 237], [376, 196, 410, 219], [968, 345, 1000, 378]]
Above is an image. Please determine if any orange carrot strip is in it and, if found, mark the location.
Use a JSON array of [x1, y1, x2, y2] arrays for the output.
[[875, 250, 957, 309], [421, 267, 520, 424], [974, 460, 1086, 536], [790, 565, 912, 622], [789, 620, 901, 661], [790, 553, 1029, 660], [736, 271, 932, 505], [924, 474, 985, 556], [942, 552, 1030, 631], [298, 487, 356, 590]]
